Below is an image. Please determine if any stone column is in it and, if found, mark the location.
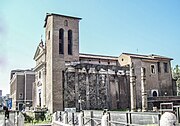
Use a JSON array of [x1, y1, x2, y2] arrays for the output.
[[96, 70, 100, 109], [64, 71, 68, 108], [141, 67, 147, 112], [75, 69, 79, 111], [86, 67, 90, 109], [130, 63, 136, 112], [101, 75, 106, 108], [115, 74, 119, 109], [106, 70, 110, 109]]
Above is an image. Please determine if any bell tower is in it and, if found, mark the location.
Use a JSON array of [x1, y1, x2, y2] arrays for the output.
[[44, 13, 81, 112]]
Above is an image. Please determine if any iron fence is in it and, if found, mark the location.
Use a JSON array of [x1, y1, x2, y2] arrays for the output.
[[53, 110, 161, 126]]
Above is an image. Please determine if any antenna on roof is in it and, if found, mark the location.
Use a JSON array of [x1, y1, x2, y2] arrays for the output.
[[136, 48, 139, 53]]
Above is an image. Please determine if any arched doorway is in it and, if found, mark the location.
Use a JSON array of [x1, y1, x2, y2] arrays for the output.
[[152, 91, 158, 97]]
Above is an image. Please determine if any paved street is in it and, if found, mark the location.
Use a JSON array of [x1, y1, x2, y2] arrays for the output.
[[4, 120, 14, 126], [0, 114, 14, 126], [0, 114, 5, 126], [0, 120, 4, 126]]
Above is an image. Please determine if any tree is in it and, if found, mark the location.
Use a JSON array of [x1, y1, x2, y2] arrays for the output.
[[172, 65, 180, 95]]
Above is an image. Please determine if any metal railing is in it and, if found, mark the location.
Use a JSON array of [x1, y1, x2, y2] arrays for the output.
[[53, 110, 161, 126]]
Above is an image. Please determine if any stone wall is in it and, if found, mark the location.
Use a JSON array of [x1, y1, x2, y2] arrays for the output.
[[16, 75, 25, 101], [64, 63, 130, 111], [131, 58, 173, 108], [45, 15, 53, 113], [25, 73, 35, 102]]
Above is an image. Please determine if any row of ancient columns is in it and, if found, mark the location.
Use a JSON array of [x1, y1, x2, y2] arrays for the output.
[[83, 69, 110, 110], [64, 67, 120, 110], [64, 64, 147, 111]]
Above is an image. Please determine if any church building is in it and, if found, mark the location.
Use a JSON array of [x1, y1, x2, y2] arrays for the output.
[[33, 13, 176, 113]]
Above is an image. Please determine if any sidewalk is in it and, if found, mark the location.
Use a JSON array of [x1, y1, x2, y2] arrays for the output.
[[26, 124, 51, 126], [4, 119, 14, 126]]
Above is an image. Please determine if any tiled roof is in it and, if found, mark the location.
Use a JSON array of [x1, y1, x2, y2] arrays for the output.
[[122, 53, 173, 60], [79, 53, 118, 60]]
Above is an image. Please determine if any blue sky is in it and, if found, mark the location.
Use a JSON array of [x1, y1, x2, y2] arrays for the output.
[[0, 0, 180, 95]]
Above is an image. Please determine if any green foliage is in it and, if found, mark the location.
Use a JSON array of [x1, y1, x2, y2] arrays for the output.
[[23, 111, 52, 125], [22, 112, 34, 123], [24, 119, 51, 126], [45, 113, 52, 122], [172, 65, 180, 95]]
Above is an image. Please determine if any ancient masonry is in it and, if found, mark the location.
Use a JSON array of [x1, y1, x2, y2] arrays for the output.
[[64, 63, 130, 111]]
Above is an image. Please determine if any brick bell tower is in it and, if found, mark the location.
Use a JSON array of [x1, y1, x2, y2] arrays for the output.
[[44, 13, 81, 112]]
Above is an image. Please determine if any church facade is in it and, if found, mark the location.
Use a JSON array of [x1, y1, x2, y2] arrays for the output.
[[33, 13, 175, 113]]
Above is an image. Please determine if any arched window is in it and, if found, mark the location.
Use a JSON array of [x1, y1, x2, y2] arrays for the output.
[[68, 30, 73, 55], [64, 20, 68, 26], [151, 64, 155, 74], [151, 90, 158, 97], [59, 28, 64, 54], [153, 91, 158, 97]]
